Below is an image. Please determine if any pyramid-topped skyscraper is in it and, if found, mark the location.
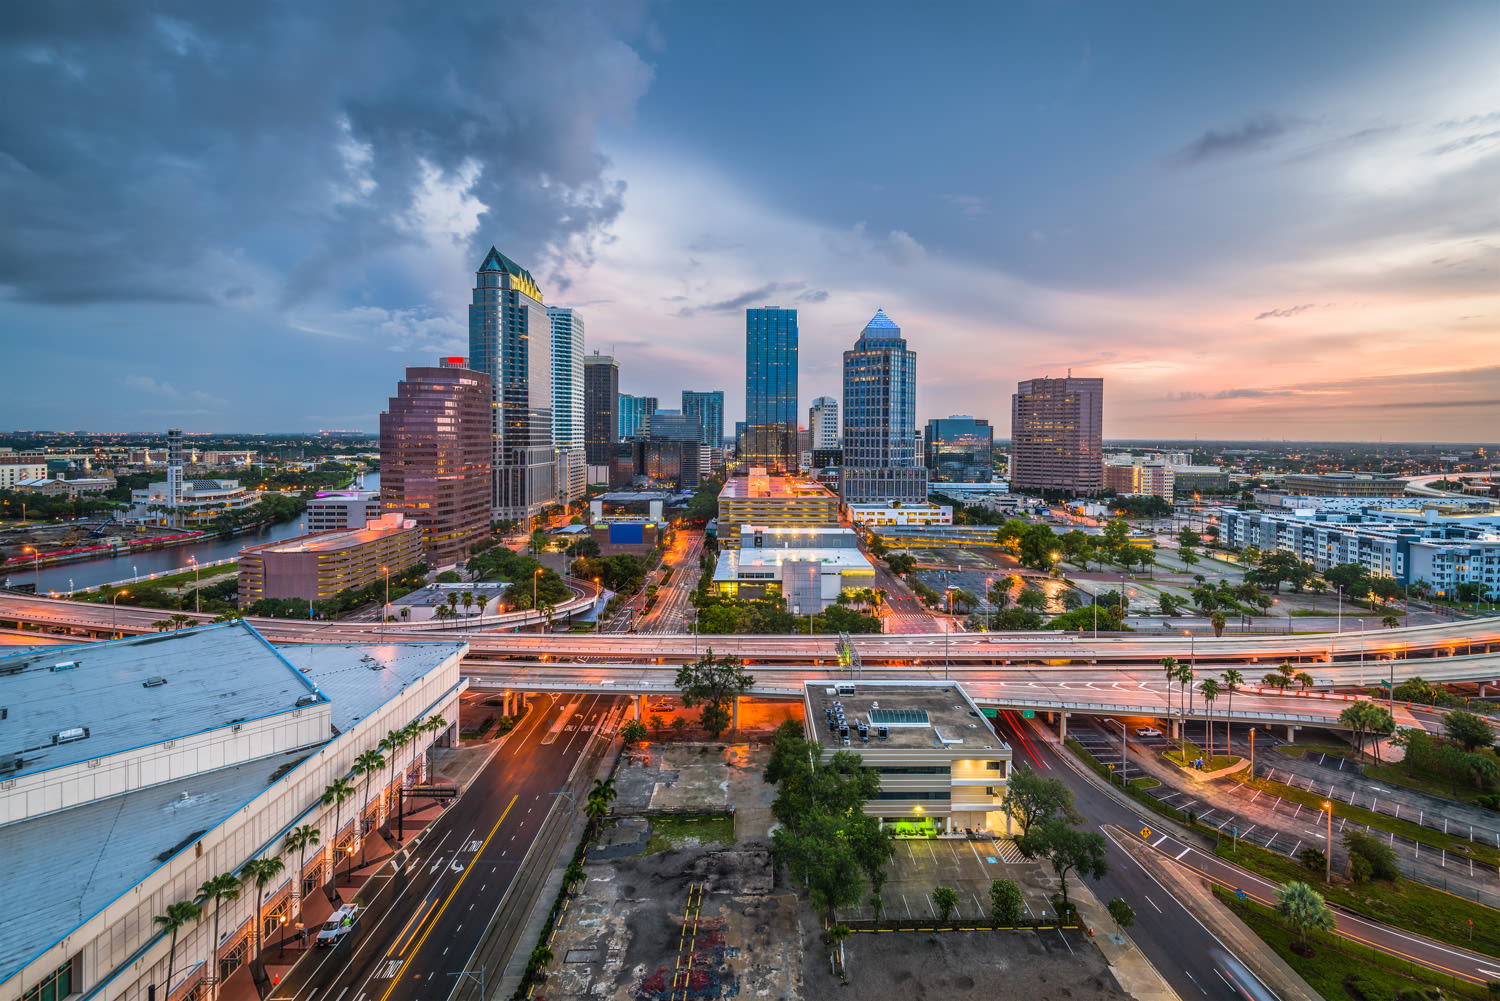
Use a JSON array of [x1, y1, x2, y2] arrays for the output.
[[840, 309, 927, 503]]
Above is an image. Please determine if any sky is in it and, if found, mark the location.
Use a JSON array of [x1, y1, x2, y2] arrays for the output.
[[3, 1, 1499, 441]]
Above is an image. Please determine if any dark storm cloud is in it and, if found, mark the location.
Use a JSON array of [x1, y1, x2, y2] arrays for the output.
[[0, 1, 653, 305], [674, 281, 807, 317], [1176, 114, 1289, 165]]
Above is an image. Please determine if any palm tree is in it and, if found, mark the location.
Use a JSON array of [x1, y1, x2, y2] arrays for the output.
[[475, 593, 490, 620], [351, 748, 387, 865], [1277, 662, 1296, 686], [1262, 671, 1285, 690], [283, 825, 320, 918], [241, 856, 286, 964], [1159, 657, 1179, 733], [1176, 662, 1196, 721], [446, 592, 459, 621], [153, 619, 173, 632], [171, 613, 192, 631], [1295, 672, 1315, 693], [461, 591, 474, 620], [585, 776, 617, 829], [321, 777, 356, 881], [381, 728, 410, 818], [1382, 614, 1399, 629], [155, 900, 202, 999], [1221, 669, 1243, 756], [400, 605, 411, 622], [195, 873, 240, 1000], [1199, 679, 1220, 759], [1210, 611, 1227, 637]]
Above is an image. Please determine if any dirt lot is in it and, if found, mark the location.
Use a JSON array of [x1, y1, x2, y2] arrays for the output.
[[537, 744, 1132, 1001]]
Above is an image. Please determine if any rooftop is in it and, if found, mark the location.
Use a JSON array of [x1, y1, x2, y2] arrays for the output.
[[714, 546, 874, 582], [802, 682, 1008, 752], [720, 475, 837, 501], [277, 641, 465, 732], [239, 514, 417, 556], [0, 623, 320, 780]]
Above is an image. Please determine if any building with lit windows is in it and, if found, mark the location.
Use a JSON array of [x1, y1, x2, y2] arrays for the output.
[[1010, 377, 1103, 495], [467, 246, 554, 523], [378, 358, 491, 564], [238, 513, 423, 603], [923, 416, 993, 483], [0, 624, 462, 1001], [840, 310, 927, 504], [304, 489, 381, 531], [618, 394, 658, 439], [1103, 459, 1175, 502], [809, 396, 839, 450], [717, 469, 840, 548], [548, 306, 587, 503], [682, 390, 725, 450], [845, 502, 953, 526], [128, 479, 261, 529], [743, 307, 799, 472], [712, 525, 874, 611], [583, 352, 619, 468]]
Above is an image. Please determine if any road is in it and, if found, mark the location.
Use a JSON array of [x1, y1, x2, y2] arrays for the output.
[[269, 692, 622, 1001], [637, 530, 703, 635]]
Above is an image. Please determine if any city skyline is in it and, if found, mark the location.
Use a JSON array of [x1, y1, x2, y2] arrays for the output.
[[3, 2, 1499, 439]]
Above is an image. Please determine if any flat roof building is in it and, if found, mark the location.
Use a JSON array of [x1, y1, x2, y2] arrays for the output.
[[238, 513, 423, 603], [801, 681, 1012, 835], [712, 525, 874, 611], [845, 501, 953, 526], [1281, 472, 1410, 497], [1010, 376, 1103, 496], [305, 489, 381, 531], [717, 468, 840, 548]]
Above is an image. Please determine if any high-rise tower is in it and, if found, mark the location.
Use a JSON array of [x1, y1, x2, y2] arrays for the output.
[[744, 307, 798, 472], [1010, 377, 1104, 495], [840, 309, 927, 503], [548, 306, 586, 503], [808, 397, 839, 450], [467, 246, 554, 524], [682, 390, 725, 449], [583, 351, 619, 466]]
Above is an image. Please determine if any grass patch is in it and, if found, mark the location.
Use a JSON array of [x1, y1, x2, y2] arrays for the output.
[[1213, 885, 1487, 1001], [1363, 759, 1492, 806], [1161, 740, 1241, 772], [1278, 743, 1354, 759], [1239, 772, 1500, 866], [644, 813, 735, 855], [1214, 836, 1500, 958]]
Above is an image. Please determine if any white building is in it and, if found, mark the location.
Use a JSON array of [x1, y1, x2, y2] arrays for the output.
[[304, 489, 381, 531], [0, 623, 463, 1001], [130, 479, 261, 529], [809, 396, 839, 450], [712, 525, 875, 612], [844, 501, 953, 526], [548, 306, 587, 504], [0, 456, 48, 490]]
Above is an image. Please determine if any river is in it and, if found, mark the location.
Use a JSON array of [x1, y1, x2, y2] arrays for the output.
[[12, 473, 379, 594]]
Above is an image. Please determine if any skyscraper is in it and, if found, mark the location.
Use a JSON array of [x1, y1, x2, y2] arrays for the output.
[[1010, 376, 1104, 495], [809, 396, 839, 449], [840, 309, 927, 503], [924, 415, 994, 482], [682, 390, 725, 448], [547, 306, 586, 502], [618, 394, 658, 438], [468, 246, 554, 524], [583, 351, 619, 466], [379, 357, 492, 563], [744, 307, 798, 472]]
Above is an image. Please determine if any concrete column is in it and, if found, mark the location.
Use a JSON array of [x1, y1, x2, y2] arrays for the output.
[[732, 696, 740, 732], [635, 694, 645, 721], [1046, 711, 1056, 724], [1481, 684, 1488, 697], [1058, 713, 1067, 741], [1285, 725, 1297, 742], [1172, 719, 1181, 740]]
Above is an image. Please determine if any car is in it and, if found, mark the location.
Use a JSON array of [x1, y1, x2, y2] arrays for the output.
[[1135, 727, 1162, 738], [315, 904, 360, 947], [647, 700, 673, 712]]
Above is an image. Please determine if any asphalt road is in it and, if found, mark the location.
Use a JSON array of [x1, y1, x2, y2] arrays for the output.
[[991, 711, 1265, 1001], [268, 692, 622, 1001]]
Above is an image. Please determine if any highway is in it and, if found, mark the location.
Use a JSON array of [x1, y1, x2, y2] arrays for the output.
[[268, 692, 622, 1001]]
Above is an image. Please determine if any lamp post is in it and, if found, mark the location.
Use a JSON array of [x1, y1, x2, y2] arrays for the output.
[[533, 567, 543, 629], [23, 546, 38, 586], [380, 565, 390, 642], [1322, 801, 1333, 882], [188, 556, 200, 613], [1249, 727, 1256, 776], [278, 915, 288, 960], [111, 590, 129, 638]]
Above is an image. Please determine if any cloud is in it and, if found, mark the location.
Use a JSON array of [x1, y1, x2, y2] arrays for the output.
[[1176, 114, 1290, 164], [673, 281, 807, 317], [796, 289, 829, 304], [823, 223, 926, 266], [1255, 303, 1325, 320], [121, 375, 226, 410]]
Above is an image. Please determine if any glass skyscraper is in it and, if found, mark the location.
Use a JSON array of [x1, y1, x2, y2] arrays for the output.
[[744, 307, 798, 471], [618, 393, 658, 438], [840, 309, 927, 503], [548, 306, 586, 502], [582, 351, 618, 466], [467, 246, 554, 524], [681, 390, 725, 448], [924, 415, 994, 482]]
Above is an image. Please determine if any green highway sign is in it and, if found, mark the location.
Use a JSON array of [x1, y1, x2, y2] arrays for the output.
[[1021, 710, 1035, 719], [982, 708, 998, 718]]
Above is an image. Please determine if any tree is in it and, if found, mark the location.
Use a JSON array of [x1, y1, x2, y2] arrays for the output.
[[1295, 672, 1315, 693], [619, 719, 648, 744], [675, 650, 755, 739], [196, 873, 240, 999], [990, 878, 1024, 926], [932, 886, 960, 925], [1276, 881, 1335, 944], [1199, 678, 1220, 758], [283, 825, 320, 917], [351, 748, 386, 866], [1107, 897, 1135, 930], [563, 861, 586, 894], [321, 777, 356, 880], [1003, 766, 1077, 832], [1015, 818, 1108, 918], [380, 727, 411, 818], [1159, 657, 1180, 722], [1016, 587, 1048, 612], [1299, 847, 1327, 874], [1210, 611, 1228, 637], [171, 613, 192, 631], [649, 713, 665, 739], [1324, 563, 1372, 595], [773, 809, 865, 928], [153, 618, 173, 632], [155, 900, 202, 998], [1221, 669, 1244, 754], [241, 855, 286, 964], [1389, 726, 1430, 776], [670, 716, 689, 739], [1382, 614, 1400, 629], [884, 552, 916, 576], [585, 776, 617, 827], [1343, 830, 1400, 882], [1340, 702, 1396, 762], [1444, 709, 1495, 752]]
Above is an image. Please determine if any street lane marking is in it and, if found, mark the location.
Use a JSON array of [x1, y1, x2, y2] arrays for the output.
[[375, 794, 517, 1001], [1143, 895, 1162, 914], [387, 898, 434, 957]]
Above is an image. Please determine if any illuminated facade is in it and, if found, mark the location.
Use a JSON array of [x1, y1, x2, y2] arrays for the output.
[[682, 390, 725, 449], [548, 306, 586, 503], [809, 396, 839, 450], [717, 469, 840, 547], [379, 358, 492, 563], [618, 394, 658, 438], [744, 307, 799, 472], [923, 415, 993, 482], [238, 513, 423, 603], [1010, 377, 1104, 495], [468, 246, 554, 523], [840, 310, 927, 504], [582, 352, 619, 466]]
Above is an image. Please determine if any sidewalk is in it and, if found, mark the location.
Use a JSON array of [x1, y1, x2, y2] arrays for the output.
[[1069, 879, 1181, 1001]]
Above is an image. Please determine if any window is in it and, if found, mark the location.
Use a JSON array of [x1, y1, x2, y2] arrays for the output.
[[23, 959, 74, 1001]]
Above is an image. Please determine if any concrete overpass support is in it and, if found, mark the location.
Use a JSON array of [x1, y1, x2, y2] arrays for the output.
[[1285, 725, 1297, 742], [1058, 713, 1067, 741], [635, 694, 646, 721], [732, 696, 739, 731]]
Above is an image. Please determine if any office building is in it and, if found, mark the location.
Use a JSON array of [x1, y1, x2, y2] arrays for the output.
[[467, 246, 554, 523], [712, 525, 875, 612], [840, 309, 927, 504], [801, 681, 1012, 834], [129, 478, 260, 529], [0, 455, 48, 490], [1103, 460, 1175, 502], [1281, 472, 1410, 497], [582, 352, 619, 466], [1010, 377, 1103, 495], [924, 416, 993, 483], [379, 358, 492, 564], [682, 390, 725, 449], [238, 513, 423, 603], [619, 394, 658, 439], [0, 624, 461, 1001], [305, 489, 381, 531], [717, 468, 840, 548], [1171, 465, 1233, 498], [845, 502, 953, 526], [744, 307, 799, 472], [548, 306, 586, 503], [809, 396, 839, 450]]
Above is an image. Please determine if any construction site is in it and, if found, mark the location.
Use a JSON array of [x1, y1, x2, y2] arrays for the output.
[[532, 743, 1134, 1001]]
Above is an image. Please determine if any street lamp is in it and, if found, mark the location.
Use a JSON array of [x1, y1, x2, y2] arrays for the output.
[[533, 567, 543, 629], [1249, 727, 1256, 775], [1322, 801, 1333, 882], [111, 590, 130, 637], [380, 565, 390, 642], [22, 546, 38, 586], [187, 556, 200, 614]]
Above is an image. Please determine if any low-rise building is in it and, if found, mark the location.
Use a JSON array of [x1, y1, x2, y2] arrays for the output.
[[712, 525, 874, 611], [305, 489, 381, 531], [1281, 472, 1410, 497], [12, 476, 116, 497], [0, 456, 48, 490], [717, 469, 840, 548], [1103, 460, 1174, 502], [801, 681, 1012, 834], [129, 479, 261, 529], [0, 623, 462, 1001], [844, 501, 953, 526], [238, 513, 424, 603]]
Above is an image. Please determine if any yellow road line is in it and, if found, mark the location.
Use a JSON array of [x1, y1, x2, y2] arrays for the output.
[[387, 898, 433, 958], [376, 794, 518, 1001]]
